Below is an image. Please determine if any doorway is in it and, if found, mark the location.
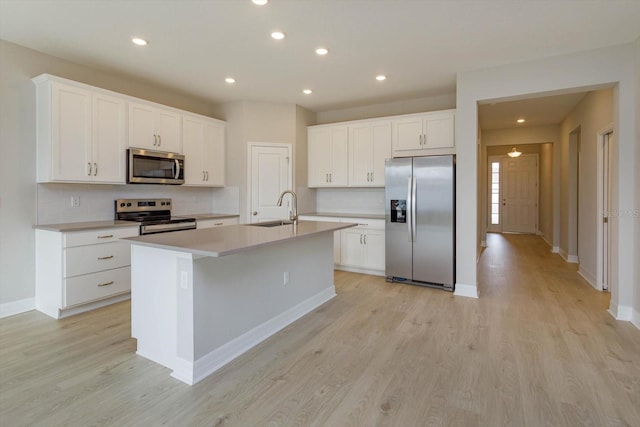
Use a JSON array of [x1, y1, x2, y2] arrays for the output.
[[597, 127, 614, 292], [247, 143, 292, 223], [487, 153, 539, 234]]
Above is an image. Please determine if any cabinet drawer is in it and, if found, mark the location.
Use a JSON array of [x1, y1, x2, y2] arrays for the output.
[[64, 227, 138, 248], [64, 242, 131, 277], [64, 267, 131, 308]]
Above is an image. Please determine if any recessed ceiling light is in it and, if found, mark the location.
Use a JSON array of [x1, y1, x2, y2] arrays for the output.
[[252, 0, 268, 5], [517, 118, 525, 123], [303, 89, 312, 95], [131, 37, 148, 46], [271, 31, 285, 40], [315, 48, 328, 56], [225, 77, 236, 84], [376, 75, 386, 81]]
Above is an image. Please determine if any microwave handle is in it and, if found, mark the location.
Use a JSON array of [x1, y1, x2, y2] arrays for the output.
[[174, 159, 181, 180]]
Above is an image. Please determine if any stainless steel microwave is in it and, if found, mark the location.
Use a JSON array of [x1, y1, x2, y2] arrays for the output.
[[127, 148, 185, 184]]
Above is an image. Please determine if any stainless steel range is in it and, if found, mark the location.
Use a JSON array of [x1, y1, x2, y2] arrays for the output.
[[115, 198, 196, 235]]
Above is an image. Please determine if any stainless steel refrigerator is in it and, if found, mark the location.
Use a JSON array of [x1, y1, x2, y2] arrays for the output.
[[385, 155, 455, 291]]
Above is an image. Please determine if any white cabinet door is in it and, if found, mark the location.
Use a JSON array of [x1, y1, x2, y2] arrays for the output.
[[371, 121, 391, 186], [129, 102, 156, 150], [424, 113, 454, 149], [156, 108, 181, 153], [329, 127, 349, 186], [308, 128, 332, 187], [182, 115, 205, 185], [92, 93, 125, 183], [348, 123, 373, 186], [363, 229, 385, 271], [392, 116, 423, 152], [51, 83, 92, 181], [340, 228, 365, 267], [129, 102, 182, 153], [203, 121, 225, 186]]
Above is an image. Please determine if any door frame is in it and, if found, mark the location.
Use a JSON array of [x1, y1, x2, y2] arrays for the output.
[[247, 142, 293, 222], [596, 124, 614, 292]]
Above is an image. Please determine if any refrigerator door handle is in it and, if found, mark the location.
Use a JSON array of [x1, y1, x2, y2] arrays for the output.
[[407, 177, 413, 242], [411, 176, 417, 242]]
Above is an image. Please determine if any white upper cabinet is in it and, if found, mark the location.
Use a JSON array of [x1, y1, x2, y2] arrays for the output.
[[348, 120, 391, 187], [391, 110, 455, 157], [34, 77, 125, 183], [308, 126, 348, 187], [183, 114, 225, 187], [129, 102, 181, 153]]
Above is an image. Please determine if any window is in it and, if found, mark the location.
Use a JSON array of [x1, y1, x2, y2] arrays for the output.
[[491, 161, 500, 225]]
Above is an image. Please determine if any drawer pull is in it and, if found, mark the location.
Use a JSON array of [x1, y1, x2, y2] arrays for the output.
[[97, 281, 114, 287], [97, 255, 114, 260], [214, 222, 223, 226], [97, 235, 114, 239]]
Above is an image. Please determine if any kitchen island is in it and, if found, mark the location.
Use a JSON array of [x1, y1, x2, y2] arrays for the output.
[[123, 220, 356, 385]]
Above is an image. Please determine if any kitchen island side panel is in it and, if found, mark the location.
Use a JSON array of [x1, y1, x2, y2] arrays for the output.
[[192, 232, 335, 359]]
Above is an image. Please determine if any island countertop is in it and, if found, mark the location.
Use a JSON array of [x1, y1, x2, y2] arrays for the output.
[[123, 221, 356, 258]]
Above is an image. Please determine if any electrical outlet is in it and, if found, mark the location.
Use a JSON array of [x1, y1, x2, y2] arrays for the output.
[[70, 196, 80, 207], [283, 271, 289, 285]]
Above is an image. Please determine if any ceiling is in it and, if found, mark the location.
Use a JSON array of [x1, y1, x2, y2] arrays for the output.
[[1, 0, 639, 113]]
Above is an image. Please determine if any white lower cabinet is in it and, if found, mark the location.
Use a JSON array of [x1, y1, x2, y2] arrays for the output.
[[299, 216, 385, 275], [339, 221, 385, 275], [196, 217, 239, 229], [35, 226, 138, 319]]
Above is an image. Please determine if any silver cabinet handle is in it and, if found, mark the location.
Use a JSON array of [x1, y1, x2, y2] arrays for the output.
[[329, 173, 332, 183], [94, 163, 97, 176], [364, 234, 367, 245], [206, 171, 209, 181], [158, 135, 161, 146], [153, 134, 157, 146], [325, 173, 328, 183], [97, 234, 114, 239], [360, 234, 363, 244], [98, 281, 114, 287], [97, 255, 114, 260], [253, 211, 258, 216], [203, 171, 206, 181], [87, 162, 92, 176], [214, 222, 223, 226]]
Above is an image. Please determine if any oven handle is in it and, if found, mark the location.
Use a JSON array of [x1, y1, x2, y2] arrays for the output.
[[174, 159, 181, 180]]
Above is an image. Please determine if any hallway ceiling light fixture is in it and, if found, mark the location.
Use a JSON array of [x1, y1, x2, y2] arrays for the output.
[[508, 146, 522, 158], [271, 31, 285, 40], [131, 37, 148, 46], [252, 0, 268, 5], [517, 118, 525, 123]]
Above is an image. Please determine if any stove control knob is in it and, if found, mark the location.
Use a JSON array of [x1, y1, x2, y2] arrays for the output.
[[127, 203, 132, 207], [161, 202, 165, 206], [166, 202, 171, 206], [120, 203, 125, 207]]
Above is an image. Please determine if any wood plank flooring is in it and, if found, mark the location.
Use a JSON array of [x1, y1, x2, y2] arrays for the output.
[[1, 233, 639, 426]]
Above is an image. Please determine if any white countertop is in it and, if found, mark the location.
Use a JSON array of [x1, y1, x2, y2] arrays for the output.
[[123, 221, 356, 257], [33, 213, 240, 232]]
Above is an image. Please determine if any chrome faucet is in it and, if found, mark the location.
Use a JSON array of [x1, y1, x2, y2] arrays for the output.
[[277, 190, 298, 225]]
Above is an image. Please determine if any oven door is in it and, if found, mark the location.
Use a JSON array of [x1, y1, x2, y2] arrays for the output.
[[128, 148, 185, 184]]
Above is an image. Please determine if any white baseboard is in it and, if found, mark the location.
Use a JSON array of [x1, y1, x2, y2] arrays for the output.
[[334, 265, 385, 277], [608, 300, 633, 322], [453, 282, 478, 299], [558, 249, 579, 264], [0, 297, 35, 318], [176, 286, 337, 385], [551, 246, 559, 253], [480, 240, 487, 248], [577, 266, 599, 290], [632, 308, 640, 330]]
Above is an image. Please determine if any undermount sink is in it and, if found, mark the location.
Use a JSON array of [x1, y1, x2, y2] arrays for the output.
[[247, 220, 295, 228]]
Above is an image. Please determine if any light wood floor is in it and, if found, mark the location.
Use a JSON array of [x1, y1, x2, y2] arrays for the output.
[[2, 233, 639, 426]]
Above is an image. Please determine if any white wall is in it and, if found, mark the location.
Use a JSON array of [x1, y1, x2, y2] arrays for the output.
[[0, 40, 221, 309], [456, 42, 637, 317], [315, 188, 385, 215], [315, 93, 455, 125], [559, 89, 614, 286], [217, 101, 315, 224]]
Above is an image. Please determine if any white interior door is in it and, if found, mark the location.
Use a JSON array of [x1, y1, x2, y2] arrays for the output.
[[502, 155, 538, 233], [249, 144, 291, 223]]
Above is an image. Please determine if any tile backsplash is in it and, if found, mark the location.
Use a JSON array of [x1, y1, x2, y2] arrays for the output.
[[315, 188, 385, 215], [36, 183, 232, 225]]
